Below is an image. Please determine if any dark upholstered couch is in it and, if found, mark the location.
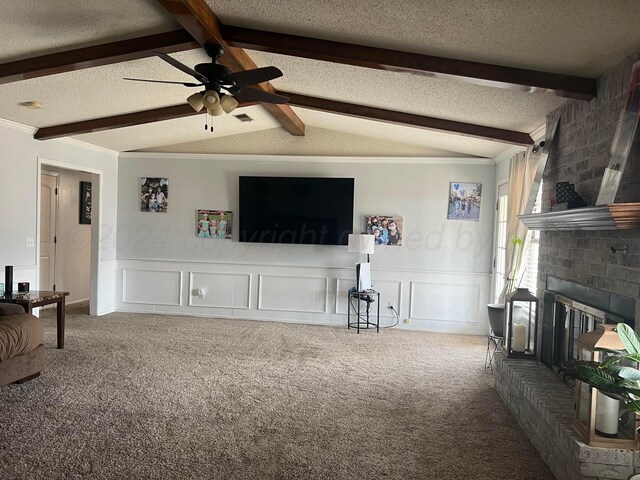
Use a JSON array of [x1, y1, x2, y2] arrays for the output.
[[0, 303, 44, 386]]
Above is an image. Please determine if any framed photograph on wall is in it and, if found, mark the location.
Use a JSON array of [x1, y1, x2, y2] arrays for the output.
[[141, 177, 168, 212], [196, 210, 233, 239], [364, 215, 403, 246], [79, 181, 92, 224], [448, 182, 482, 221]]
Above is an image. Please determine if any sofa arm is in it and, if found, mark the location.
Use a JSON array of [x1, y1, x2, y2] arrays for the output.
[[0, 304, 26, 315]]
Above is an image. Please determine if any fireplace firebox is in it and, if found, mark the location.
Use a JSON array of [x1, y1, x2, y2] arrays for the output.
[[540, 277, 636, 379]]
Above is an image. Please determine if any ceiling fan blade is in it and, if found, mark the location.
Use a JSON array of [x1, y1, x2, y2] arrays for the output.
[[232, 87, 289, 104], [225, 66, 283, 87], [123, 77, 204, 87], [153, 51, 209, 83]]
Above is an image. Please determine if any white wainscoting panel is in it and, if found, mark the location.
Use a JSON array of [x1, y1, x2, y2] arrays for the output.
[[122, 269, 182, 306], [258, 274, 328, 313], [409, 281, 479, 323], [335, 278, 354, 315], [189, 272, 250, 309]]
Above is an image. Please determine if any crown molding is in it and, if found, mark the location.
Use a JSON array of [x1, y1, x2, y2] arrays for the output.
[[493, 145, 526, 165], [55, 137, 118, 157], [0, 117, 117, 157], [118, 151, 494, 165], [0, 117, 37, 134]]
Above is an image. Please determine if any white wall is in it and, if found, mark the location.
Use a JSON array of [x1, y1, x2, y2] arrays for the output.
[[0, 120, 118, 314], [43, 167, 93, 304], [117, 153, 496, 334]]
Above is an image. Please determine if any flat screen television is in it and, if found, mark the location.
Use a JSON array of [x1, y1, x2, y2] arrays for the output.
[[239, 176, 354, 245]]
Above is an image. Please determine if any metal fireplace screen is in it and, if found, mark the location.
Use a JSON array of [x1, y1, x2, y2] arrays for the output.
[[541, 294, 606, 374]]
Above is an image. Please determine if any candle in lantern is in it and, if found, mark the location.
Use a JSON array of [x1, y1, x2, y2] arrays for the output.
[[512, 324, 527, 352], [595, 391, 619, 436]]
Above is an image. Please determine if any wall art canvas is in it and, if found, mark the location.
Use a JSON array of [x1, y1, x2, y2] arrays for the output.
[[141, 177, 168, 212], [79, 181, 92, 224], [364, 215, 403, 246], [196, 210, 232, 239], [448, 182, 482, 221]]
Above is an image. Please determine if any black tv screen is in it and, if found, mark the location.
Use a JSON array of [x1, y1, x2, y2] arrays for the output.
[[239, 176, 354, 245]]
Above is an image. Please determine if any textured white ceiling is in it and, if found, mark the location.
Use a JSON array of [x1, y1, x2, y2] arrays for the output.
[[138, 125, 480, 158], [211, 0, 640, 77], [0, 0, 638, 157], [0, 0, 176, 62]]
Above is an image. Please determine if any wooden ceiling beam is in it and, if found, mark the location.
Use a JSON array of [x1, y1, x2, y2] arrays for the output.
[[282, 91, 534, 146], [34, 102, 251, 140], [155, 0, 305, 136], [0, 30, 199, 85], [222, 26, 597, 101], [34, 92, 531, 146]]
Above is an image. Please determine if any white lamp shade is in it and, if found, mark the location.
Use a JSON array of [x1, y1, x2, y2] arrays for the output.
[[202, 90, 224, 116], [348, 234, 375, 255], [186, 92, 204, 112], [220, 94, 239, 113]]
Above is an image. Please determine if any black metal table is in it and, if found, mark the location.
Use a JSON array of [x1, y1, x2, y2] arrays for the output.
[[347, 290, 380, 333]]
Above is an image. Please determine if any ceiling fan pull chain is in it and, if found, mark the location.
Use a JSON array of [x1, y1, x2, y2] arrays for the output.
[[204, 111, 208, 131]]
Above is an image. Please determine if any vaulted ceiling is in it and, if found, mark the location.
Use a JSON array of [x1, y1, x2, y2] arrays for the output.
[[1, 0, 639, 159]]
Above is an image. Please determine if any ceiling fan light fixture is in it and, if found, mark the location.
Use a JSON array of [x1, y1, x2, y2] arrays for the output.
[[187, 92, 204, 112], [220, 94, 239, 114], [202, 90, 224, 116]]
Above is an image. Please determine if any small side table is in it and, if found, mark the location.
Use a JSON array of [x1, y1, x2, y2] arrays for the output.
[[347, 290, 380, 333], [0, 290, 70, 349]]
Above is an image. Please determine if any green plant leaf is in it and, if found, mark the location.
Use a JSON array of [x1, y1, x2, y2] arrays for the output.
[[622, 353, 640, 363], [615, 366, 640, 381], [617, 323, 640, 355], [600, 355, 623, 369], [624, 400, 640, 415], [573, 364, 621, 390]]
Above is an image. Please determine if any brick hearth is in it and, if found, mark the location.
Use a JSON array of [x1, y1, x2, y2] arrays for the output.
[[494, 354, 640, 480]]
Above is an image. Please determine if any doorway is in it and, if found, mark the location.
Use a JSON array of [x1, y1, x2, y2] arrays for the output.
[[39, 166, 94, 311]]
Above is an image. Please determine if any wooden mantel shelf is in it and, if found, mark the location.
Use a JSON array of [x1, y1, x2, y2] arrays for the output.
[[518, 203, 640, 230]]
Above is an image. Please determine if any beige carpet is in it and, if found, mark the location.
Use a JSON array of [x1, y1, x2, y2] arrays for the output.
[[0, 304, 554, 480]]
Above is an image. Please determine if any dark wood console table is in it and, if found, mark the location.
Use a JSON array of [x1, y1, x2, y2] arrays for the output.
[[0, 290, 70, 349]]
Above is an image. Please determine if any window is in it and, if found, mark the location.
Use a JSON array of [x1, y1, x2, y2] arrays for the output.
[[519, 182, 543, 294], [492, 183, 508, 303]]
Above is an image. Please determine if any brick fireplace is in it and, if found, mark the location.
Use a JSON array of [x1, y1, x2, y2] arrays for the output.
[[494, 48, 640, 480]]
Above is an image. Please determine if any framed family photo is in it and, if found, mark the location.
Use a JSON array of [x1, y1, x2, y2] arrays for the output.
[[196, 210, 233, 239], [364, 215, 403, 246], [448, 182, 482, 221], [141, 177, 168, 212]]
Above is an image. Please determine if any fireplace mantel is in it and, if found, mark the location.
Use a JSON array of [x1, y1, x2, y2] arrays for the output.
[[518, 203, 640, 230]]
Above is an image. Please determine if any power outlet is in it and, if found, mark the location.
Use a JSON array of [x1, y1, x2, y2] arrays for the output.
[[403, 318, 411, 324], [192, 288, 206, 299], [26, 237, 35, 248], [387, 301, 396, 310]]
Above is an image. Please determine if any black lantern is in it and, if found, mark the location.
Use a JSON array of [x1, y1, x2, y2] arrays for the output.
[[504, 287, 538, 358]]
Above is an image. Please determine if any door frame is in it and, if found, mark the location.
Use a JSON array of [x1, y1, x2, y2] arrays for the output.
[[36, 158, 103, 315]]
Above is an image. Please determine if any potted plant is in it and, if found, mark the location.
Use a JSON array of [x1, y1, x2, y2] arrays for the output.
[[561, 323, 640, 430]]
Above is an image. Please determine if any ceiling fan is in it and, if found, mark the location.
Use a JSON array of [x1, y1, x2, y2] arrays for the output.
[[124, 44, 288, 127]]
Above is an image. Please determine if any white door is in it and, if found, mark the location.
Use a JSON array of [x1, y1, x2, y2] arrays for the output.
[[40, 173, 58, 291]]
